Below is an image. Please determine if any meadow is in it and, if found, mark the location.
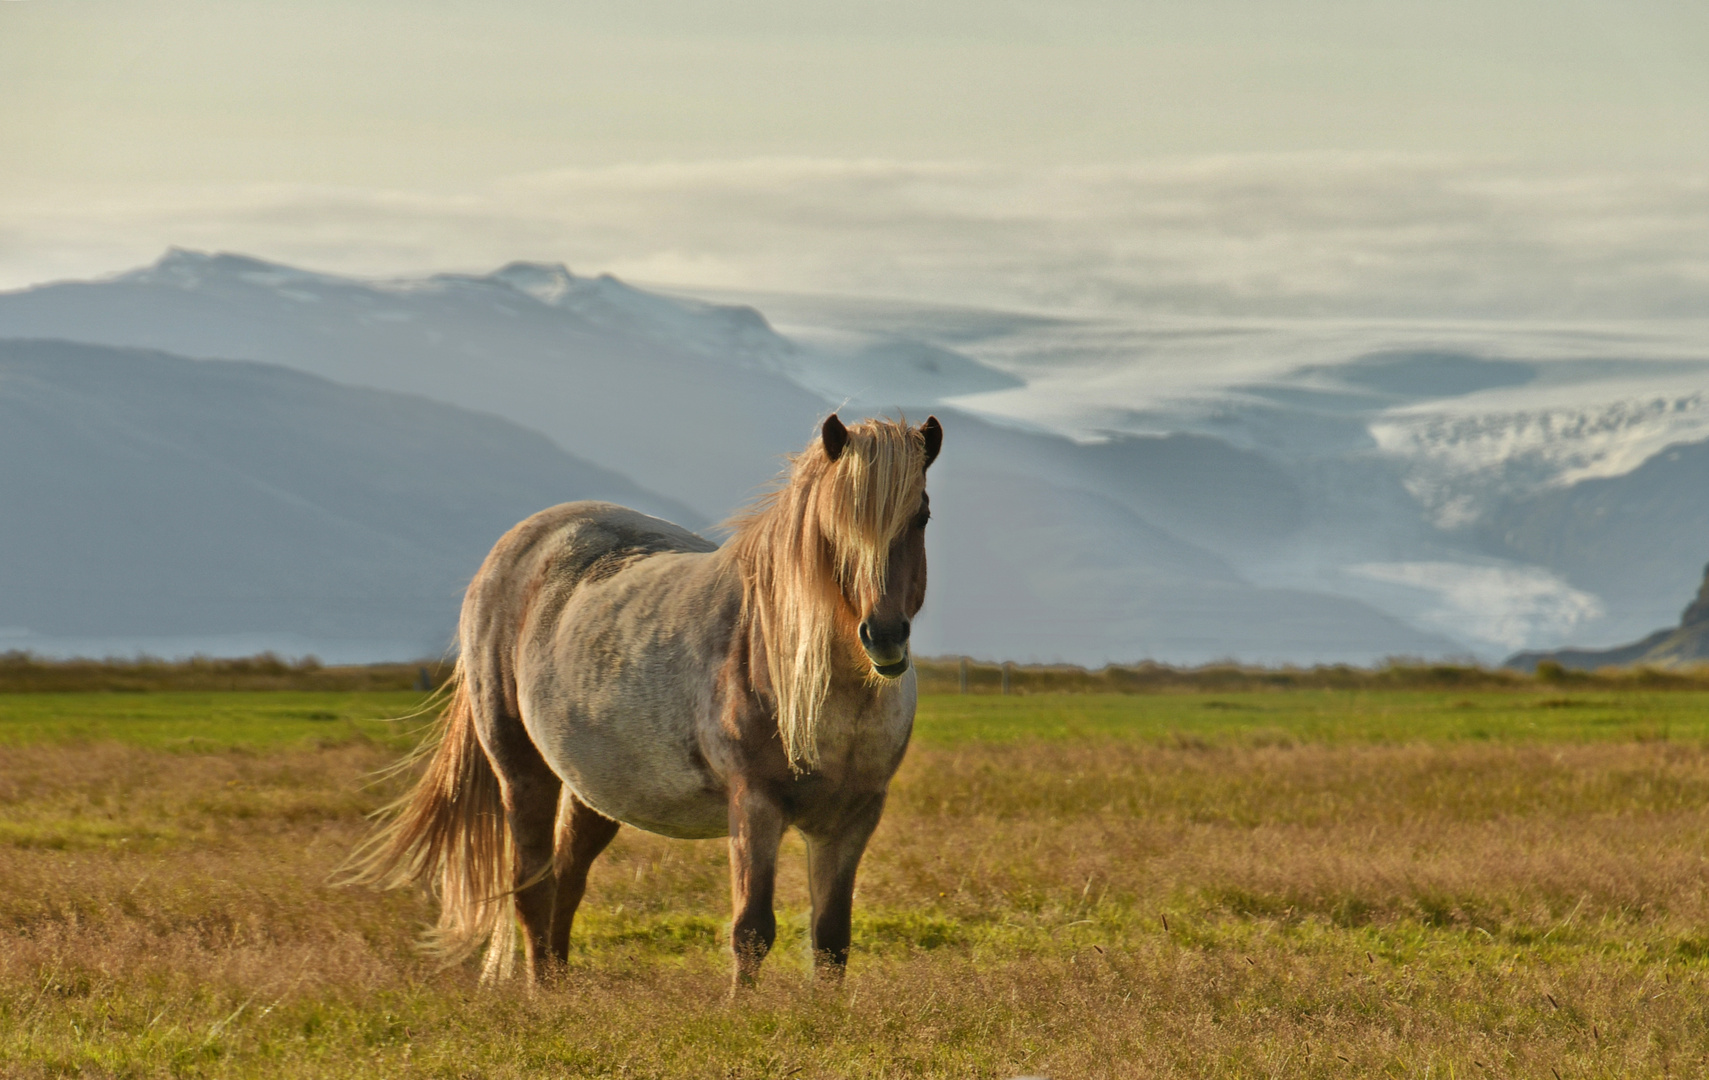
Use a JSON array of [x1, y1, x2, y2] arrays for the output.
[[4, 684, 1709, 1077]]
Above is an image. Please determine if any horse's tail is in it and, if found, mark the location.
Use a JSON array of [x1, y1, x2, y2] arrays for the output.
[[340, 668, 519, 978]]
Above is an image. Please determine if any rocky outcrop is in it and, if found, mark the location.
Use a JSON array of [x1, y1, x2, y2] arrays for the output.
[[1680, 564, 1709, 630], [1507, 562, 1709, 672]]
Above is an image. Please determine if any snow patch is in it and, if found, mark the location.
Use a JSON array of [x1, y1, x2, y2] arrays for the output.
[[1348, 561, 1604, 651], [1372, 391, 1709, 527]]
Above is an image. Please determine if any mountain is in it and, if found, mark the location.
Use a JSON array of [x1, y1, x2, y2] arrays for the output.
[[0, 251, 828, 519], [0, 339, 698, 661], [1476, 439, 1709, 635], [738, 290, 1709, 657], [918, 462, 1455, 665], [0, 251, 1520, 664], [1506, 562, 1709, 672]]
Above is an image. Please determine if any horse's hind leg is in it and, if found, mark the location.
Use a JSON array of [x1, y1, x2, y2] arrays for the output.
[[470, 684, 563, 982], [548, 791, 620, 964], [505, 770, 563, 982]]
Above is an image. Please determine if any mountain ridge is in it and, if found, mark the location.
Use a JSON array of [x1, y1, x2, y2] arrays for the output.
[[12, 249, 1701, 664], [0, 338, 700, 660]]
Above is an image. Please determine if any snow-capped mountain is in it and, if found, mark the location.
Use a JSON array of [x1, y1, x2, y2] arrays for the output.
[[4, 250, 1706, 664]]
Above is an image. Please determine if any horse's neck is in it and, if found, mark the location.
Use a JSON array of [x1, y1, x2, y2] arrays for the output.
[[727, 554, 880, 709]]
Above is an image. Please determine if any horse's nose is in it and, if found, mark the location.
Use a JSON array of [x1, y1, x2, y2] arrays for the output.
[[859, 617, 911, 678], [858, 618, 910, 649]]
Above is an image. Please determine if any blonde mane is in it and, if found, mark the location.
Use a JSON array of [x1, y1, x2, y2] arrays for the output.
[[727, 417, 928, 772]]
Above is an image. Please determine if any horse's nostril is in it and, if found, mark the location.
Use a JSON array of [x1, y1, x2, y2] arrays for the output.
[[899, 619, 911, 641], [858, 620, 874, 646]]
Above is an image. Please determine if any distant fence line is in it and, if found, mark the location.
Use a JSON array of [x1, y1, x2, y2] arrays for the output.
[[0, 652, 455, 693], [3, 651, 1707, 694], [914, 656, 1709, 695]]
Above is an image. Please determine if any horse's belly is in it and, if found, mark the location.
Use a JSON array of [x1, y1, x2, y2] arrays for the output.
[[515, 541, 739, 840], [566, 750, 728, 840], [520, 690, 729, 840]]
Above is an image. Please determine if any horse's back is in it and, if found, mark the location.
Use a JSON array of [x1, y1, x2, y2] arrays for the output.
[[483, 501, 714, 582], [463, 500, 709, 627]]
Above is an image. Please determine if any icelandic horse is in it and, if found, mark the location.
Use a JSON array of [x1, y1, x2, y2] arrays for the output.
[[348, 414, 942, 988]]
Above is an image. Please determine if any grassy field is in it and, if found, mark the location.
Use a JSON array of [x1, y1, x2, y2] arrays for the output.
[[4, 688, 1709, 1077]]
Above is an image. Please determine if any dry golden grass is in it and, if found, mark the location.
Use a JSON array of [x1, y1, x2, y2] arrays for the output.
[[5, 708, 1709, 1076]]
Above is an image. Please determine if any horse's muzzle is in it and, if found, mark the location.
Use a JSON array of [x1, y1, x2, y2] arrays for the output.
[[859, 618, 911, 679]]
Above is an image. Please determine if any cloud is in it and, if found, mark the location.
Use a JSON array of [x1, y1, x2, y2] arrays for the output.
[[2, 156, 1706, 319]]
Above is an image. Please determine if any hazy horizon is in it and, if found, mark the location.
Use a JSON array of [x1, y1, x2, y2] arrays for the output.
[[5, 2, 1707, 319]]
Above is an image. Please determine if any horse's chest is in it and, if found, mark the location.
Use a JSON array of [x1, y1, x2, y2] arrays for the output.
[[809, 685, 915, 789]]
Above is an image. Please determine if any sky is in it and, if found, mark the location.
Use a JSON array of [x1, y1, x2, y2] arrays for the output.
[[4, 0, 1708, 314]]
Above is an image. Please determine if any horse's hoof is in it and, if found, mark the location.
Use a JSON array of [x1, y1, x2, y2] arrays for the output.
[[728, 969, 760, 1000], [813, 967, 848, 990]]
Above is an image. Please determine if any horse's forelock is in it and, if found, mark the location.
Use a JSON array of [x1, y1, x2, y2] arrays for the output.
[[813, 419, 926, 604]]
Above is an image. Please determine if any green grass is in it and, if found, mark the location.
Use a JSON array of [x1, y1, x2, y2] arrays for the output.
[[914, 689, 1709, 746], [7, 689, 1709, 1077], [0, 691, 432, 751], [5, 688, 1706, 753]]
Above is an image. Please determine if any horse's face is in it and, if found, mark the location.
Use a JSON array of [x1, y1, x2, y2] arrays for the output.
[[826, 415, 941, 680], [856, 488, 929, 677]]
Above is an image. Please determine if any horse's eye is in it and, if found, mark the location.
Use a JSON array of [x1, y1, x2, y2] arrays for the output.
[[915, 509, 931, 529]]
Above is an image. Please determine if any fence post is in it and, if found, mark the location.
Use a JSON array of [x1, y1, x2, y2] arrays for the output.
[[959, 656, 969, 695], [1001, 661, 1012, 695]]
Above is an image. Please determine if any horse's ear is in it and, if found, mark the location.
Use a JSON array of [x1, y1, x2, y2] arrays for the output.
[[822, 414, 848, 462], [921, 415, 943, 470]]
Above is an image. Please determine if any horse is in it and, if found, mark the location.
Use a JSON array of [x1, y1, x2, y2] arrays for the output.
[[348, 413, 942, 988]]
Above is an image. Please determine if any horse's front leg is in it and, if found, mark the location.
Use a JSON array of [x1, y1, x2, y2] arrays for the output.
[[727, 779, 786, 989], [804, 792, 885, 984]]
